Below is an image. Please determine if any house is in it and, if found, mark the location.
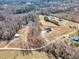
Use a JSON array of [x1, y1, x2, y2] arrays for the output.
[[63, 34, 70, 41], [41, 27, 52, 34], [45, 27, 52, 33], [14, 33, 20, 38]]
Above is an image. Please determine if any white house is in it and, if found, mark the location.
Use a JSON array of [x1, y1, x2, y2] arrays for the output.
[[14, 33, 20, 38]]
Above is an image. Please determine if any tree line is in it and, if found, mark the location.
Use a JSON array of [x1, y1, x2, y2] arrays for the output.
[[0, 14, 22, 40]]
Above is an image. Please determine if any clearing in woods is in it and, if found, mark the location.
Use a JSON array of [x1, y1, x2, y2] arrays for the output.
[[0, 15, 78, 50]]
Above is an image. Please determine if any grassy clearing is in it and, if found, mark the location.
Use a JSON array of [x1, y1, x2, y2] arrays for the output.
[[39, 15, 78, 42], [0, 50, 49, 59]]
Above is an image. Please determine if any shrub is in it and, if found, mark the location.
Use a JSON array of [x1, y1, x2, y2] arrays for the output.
[[44, 16, 60, 26], [51, 20, 60, 26], [71, 41, 79, 47], [0, 16, 5, 21], [44, 16, 50, 22]]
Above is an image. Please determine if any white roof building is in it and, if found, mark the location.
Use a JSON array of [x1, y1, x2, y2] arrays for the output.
[[14, 33, 20, 38]]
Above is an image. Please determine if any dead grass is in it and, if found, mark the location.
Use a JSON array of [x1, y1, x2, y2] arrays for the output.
[[0, 50, 49, 59], [0, 40, 9, 48], [39, 15, 79, 42], [7, 26, 30, 48]]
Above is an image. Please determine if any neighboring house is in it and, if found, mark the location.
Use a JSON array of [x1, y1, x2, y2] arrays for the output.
[[63, 34, 70, 38]]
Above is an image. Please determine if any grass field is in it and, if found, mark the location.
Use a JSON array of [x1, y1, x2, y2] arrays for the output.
[[0, 50, 49, 59], [39, 15, 79, 42]]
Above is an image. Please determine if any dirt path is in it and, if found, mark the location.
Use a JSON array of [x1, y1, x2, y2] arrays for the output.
[[0, 30, 77, 50], [4, 26, 29, 48]]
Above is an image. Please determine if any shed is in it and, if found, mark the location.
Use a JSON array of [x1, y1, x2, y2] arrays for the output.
[[14, 33, 20, 38], [45, 27, 52, 33], [63, 34, 70, 38]]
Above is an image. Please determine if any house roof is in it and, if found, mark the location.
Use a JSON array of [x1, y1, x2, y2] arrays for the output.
[[14, 33, 20, 37]]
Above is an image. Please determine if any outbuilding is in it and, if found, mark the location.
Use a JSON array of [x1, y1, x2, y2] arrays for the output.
[[45, 27, 52, 33], [14, 33, 20, 38]]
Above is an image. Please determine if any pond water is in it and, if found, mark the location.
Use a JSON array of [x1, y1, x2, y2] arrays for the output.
[[71, 36, 79, 41]]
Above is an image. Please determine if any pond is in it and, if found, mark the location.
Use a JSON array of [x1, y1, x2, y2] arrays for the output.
[[71, 36, 79, 42]]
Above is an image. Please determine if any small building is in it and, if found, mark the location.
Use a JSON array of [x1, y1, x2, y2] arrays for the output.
[[45, 27, 52, 33], [63, 34, 70, 38], [41, 31, 46, 34], [41, 27, 53, 34], [14, 33, 20, 38]]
